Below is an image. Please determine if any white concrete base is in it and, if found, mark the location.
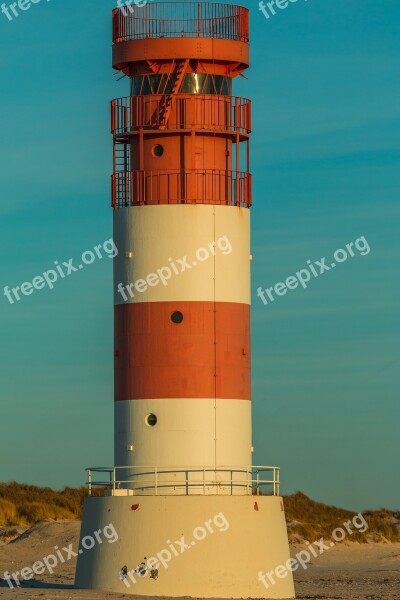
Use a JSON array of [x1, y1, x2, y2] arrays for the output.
[[75, 495, 295, 598]]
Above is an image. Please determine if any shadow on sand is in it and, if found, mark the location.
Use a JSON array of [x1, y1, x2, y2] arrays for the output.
[[0, 579, 74, 590]]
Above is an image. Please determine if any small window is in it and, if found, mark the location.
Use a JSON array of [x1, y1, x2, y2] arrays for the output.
[[145, 414, 157, 427], [171, 311, 183, 324], [152, 144, 164, 157]]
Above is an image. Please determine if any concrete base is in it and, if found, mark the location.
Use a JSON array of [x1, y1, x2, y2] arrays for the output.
[[75, 494, 295, 598]]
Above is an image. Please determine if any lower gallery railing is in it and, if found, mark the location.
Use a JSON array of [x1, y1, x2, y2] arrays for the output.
[[86, 466, 280, 497], [111, 169, 252, 208]]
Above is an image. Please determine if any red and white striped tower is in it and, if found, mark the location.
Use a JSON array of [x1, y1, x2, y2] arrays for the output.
[[112, 1, 252, 482], [75, 5, 294, 598]]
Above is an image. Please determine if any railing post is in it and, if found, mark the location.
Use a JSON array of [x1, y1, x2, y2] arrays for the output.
[[256, 470, 260, 496], [131, 96, 135, 132], [190, 130, 196, 202], [88, 469, 92, 496], [125, 171, 129, 207], [149, 169, 153, 205], [155, 466, 158, 496], [248, 172, 252, 208], [113, 467, 116, 495], [235, 97, 240, 206], [197, 3, 201, 37], [248, 99, 252, 133], [186, 470, 189, 496]]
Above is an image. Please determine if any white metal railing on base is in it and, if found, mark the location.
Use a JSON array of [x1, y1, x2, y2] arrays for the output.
[[85, 465, 280, 497]]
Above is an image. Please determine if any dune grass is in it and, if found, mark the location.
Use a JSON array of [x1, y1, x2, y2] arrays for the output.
[[284, 491, 400, 543], [0, 483, 89, 527], [0, 483, 399, 544]]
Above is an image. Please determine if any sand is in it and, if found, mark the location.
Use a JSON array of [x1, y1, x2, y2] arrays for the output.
[[0, 520, 399, 599]]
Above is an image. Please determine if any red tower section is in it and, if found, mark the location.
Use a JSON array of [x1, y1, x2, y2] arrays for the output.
[[111, 2, 251, 208]]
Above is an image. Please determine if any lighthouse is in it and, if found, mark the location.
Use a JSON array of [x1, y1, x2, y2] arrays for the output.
[[75, 4, 294, 598]]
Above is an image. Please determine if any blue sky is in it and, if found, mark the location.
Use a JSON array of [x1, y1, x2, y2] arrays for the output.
[[0, 0, 399, 511]]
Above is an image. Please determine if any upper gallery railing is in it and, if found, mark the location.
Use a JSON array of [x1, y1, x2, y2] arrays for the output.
[[112, 3, 249, 43]]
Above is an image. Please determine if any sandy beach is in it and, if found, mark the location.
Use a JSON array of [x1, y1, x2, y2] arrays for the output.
[[0, 520, 399, 599]]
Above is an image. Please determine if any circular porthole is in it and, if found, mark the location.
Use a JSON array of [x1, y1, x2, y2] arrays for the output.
[[171, 311, 184, 324], [145, 413, 157, 427], [152, 144, 164, 157]]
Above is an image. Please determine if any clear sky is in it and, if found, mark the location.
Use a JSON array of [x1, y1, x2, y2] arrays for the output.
[[0, 0, 399, 511]]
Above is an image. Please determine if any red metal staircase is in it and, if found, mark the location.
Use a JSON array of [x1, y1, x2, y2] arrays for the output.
[[156, 58, 190, 129]]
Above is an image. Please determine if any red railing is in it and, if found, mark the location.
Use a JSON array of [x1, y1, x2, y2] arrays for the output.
[[112, 169, 252, 208], [111, 95, 251, 136], [112, 3, 249, 43]]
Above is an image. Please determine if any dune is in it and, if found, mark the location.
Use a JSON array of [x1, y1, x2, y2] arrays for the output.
[[0, 519, 399, 599], [0, 485, 399, 598]]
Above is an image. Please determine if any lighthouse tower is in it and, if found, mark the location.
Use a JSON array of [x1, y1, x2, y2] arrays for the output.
[[75, 4, 294, 598]]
